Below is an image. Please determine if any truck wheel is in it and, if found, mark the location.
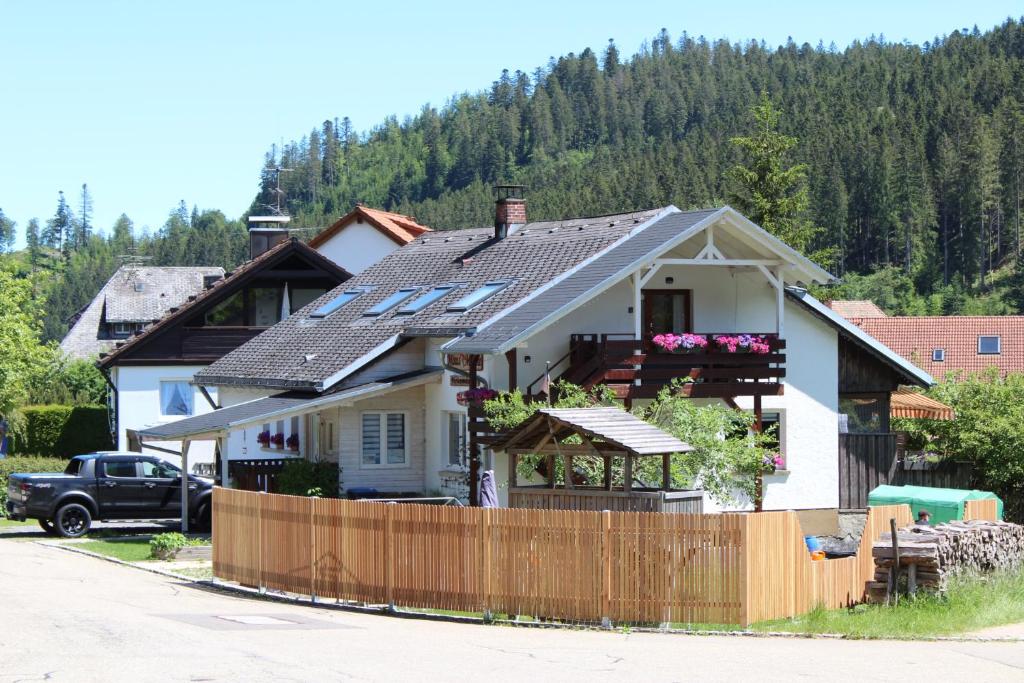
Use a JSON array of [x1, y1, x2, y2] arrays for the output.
[[38, 519, 58, 536], [194, 503, 212, 533], [55, 504, 92, 538]]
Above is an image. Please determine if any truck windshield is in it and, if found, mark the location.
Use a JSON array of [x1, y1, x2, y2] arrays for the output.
[[64, 458, 83, 475]]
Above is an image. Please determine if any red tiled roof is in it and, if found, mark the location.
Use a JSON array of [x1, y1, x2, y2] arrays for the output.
[[309, 205, 432, 248], [826, 300, 887, 318], [848, 316, 1024, 378]]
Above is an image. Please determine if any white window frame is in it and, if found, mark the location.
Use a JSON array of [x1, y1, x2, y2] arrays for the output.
[[442, 411, 468, 469], [978, 335, 1001, 355], [360, 410, 410, 469], [159, 379, 194, 418], [112, 322, 130, 336]]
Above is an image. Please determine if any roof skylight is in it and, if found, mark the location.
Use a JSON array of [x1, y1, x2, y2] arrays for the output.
[[446, 280, 511, 313], [309, 290, 363, 318], [397, 285, 455, 315], [363, 287, 421, 316]]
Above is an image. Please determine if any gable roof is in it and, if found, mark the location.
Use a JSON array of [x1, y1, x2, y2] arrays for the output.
[[491, 407, 692, 456], [97, 238, 351, 369], [60, 266, 224, 360], [308, 205, 432, 248], [448, 205, 834, 354], [785, 288, 933, 387], [195, 207, 669, 390], [826, 300, 888, 318], [845, 315, 1024, 379]]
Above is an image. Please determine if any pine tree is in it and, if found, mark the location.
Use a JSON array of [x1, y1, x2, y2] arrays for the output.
[[43, 191, 73, 258], [726, 92, 825, 257], [0, 208, 15, 253], [74, 183, 93, 249]]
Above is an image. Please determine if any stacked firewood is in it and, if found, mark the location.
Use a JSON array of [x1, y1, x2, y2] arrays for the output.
[[868, 520, 1024, 600]]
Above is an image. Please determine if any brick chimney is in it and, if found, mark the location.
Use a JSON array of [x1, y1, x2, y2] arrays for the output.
[[494, 185, 526, 239]]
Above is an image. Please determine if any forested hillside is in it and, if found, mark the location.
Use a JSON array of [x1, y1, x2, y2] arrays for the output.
[[255, 20, 1024, 315], [7, 20, 1024, 344]]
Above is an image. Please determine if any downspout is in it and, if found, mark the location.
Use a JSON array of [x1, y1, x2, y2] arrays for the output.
[[99, 366, 118, 448]]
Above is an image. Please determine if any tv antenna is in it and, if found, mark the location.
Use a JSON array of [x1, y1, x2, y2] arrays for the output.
[[261, 166, 293, 215]]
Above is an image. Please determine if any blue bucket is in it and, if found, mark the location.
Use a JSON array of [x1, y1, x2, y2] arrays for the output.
[[804, 535, 822, 552]]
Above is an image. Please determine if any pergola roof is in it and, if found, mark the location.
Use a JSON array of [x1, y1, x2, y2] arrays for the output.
[[492, 406, 692, 456], [891, 388, 955, 420]]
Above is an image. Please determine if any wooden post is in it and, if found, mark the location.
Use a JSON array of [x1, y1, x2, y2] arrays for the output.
[[623, 454, 633, 493], [887, 517, 901, 604], [603, 455, 612, 491], [468, 355, 480, 507], [753, 395, 763, 513], [601, 509, 612, 628], [217, 435, 229, 488], [505, 348, 517, 391], [662, 453, 671, 491], [180, 439, 191, 533], [508, 452, 518, 489], [481, 508, 492, 618], [563, 454, 574, 489], [547, 455, 556, 489]]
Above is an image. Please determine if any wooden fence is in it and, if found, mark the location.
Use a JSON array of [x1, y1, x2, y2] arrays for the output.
[[963, 498, 1000, 521], [212, 487, 910, 626]]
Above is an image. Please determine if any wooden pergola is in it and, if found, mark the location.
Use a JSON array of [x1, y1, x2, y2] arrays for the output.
[[492, 407, 693, 494]]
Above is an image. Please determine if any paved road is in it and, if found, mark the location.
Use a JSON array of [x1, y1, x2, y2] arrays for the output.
[[2, 540, 1024, 682]]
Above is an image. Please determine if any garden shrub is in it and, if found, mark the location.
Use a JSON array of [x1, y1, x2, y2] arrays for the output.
[[0, 456, 67, 516], [11, 405, 112, 458], [149, 532, 206, 560], [276, 460, 339, 497]]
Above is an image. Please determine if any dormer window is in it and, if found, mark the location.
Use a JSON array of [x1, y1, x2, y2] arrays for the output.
[[978, 336, 1001, 355], [932, 349, 945, 362], [111, 322, 130, 337]]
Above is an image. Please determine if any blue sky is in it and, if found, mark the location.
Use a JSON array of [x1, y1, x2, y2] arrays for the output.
[[2, 1, 1021, 243]]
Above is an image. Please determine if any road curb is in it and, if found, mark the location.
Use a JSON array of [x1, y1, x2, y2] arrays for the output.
[[38, 541, 1024, 643]]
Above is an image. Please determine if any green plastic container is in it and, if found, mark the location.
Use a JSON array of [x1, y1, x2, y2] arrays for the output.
[[867, 484, 1003, 524]]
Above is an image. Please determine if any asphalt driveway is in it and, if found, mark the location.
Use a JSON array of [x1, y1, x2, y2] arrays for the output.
[[1, 540, 1023, 682]]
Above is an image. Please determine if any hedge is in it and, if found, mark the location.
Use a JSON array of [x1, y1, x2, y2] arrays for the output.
[[276, 460, 340, 498], [0, 456, 68, 516], [11, 405, 112, 458]]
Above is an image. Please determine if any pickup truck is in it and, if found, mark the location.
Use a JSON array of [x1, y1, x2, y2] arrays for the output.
[[6, 451, 213, 537]]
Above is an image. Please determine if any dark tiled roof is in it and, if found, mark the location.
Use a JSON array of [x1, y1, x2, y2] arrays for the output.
[[97, 238, 350, 368], [449, 208, 719, 353], [60, 266, 224, 360], [196, 208, 670, 390], [847, 315, 1024, 378]]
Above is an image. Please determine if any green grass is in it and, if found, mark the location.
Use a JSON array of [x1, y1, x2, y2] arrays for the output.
[[173, 565, 214, 580], [78, 538, 155, 563], [0, 518, 32, 527], [752, 571, 1024, 638]]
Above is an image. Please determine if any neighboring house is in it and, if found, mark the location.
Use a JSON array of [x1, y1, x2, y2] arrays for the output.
[[140, 193, 931, 533], [828, 301, 1024, 379], [96, 235, 350, 470], [308, 204, 431, 274], [60, 266, 225, 360]]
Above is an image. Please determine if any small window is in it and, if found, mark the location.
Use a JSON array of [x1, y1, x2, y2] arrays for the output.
[[447, 281, 510, 312], [134, 282, 145, 293], [309, 290, 363, 318], [839, 397, 884, 433], [104, 460, 138, 478], [444, 411, 467, 467], [978, 335, 1001, 355], [932, 348, 945, 362], [361, 412, 408, 466], [111, 322, 130, 336], [160, 381, 193, 416], [398, 286, 455, 315], [64, 458, 84, 475], [363, 287, 420, 316], [141, 460, 180, 478]]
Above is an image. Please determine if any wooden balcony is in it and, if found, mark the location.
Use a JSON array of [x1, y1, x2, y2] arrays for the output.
[[559, 333, 786, 400]]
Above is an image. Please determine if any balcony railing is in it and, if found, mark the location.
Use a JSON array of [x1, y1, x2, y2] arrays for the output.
[[561, 333, 786, 399]]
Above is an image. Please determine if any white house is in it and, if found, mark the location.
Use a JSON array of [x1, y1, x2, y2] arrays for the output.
[[141, 195, 931, 534]]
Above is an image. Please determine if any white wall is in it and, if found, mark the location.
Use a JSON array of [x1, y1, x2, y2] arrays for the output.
[[113, 364, 217, 467], [314, 222, 401, 275]]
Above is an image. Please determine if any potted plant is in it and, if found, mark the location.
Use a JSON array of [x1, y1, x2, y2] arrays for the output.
[[456, 387, 499, 406], [272, 432, 285, 449], [652, 332, 708, 353], [286, 433, 300, 452], [762, 452, 784, 473], [257, 430, 271, 447], [712, 334, 772, 354]]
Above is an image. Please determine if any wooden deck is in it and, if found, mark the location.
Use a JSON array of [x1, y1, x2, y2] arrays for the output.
[[509, 486, 703, 513]]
